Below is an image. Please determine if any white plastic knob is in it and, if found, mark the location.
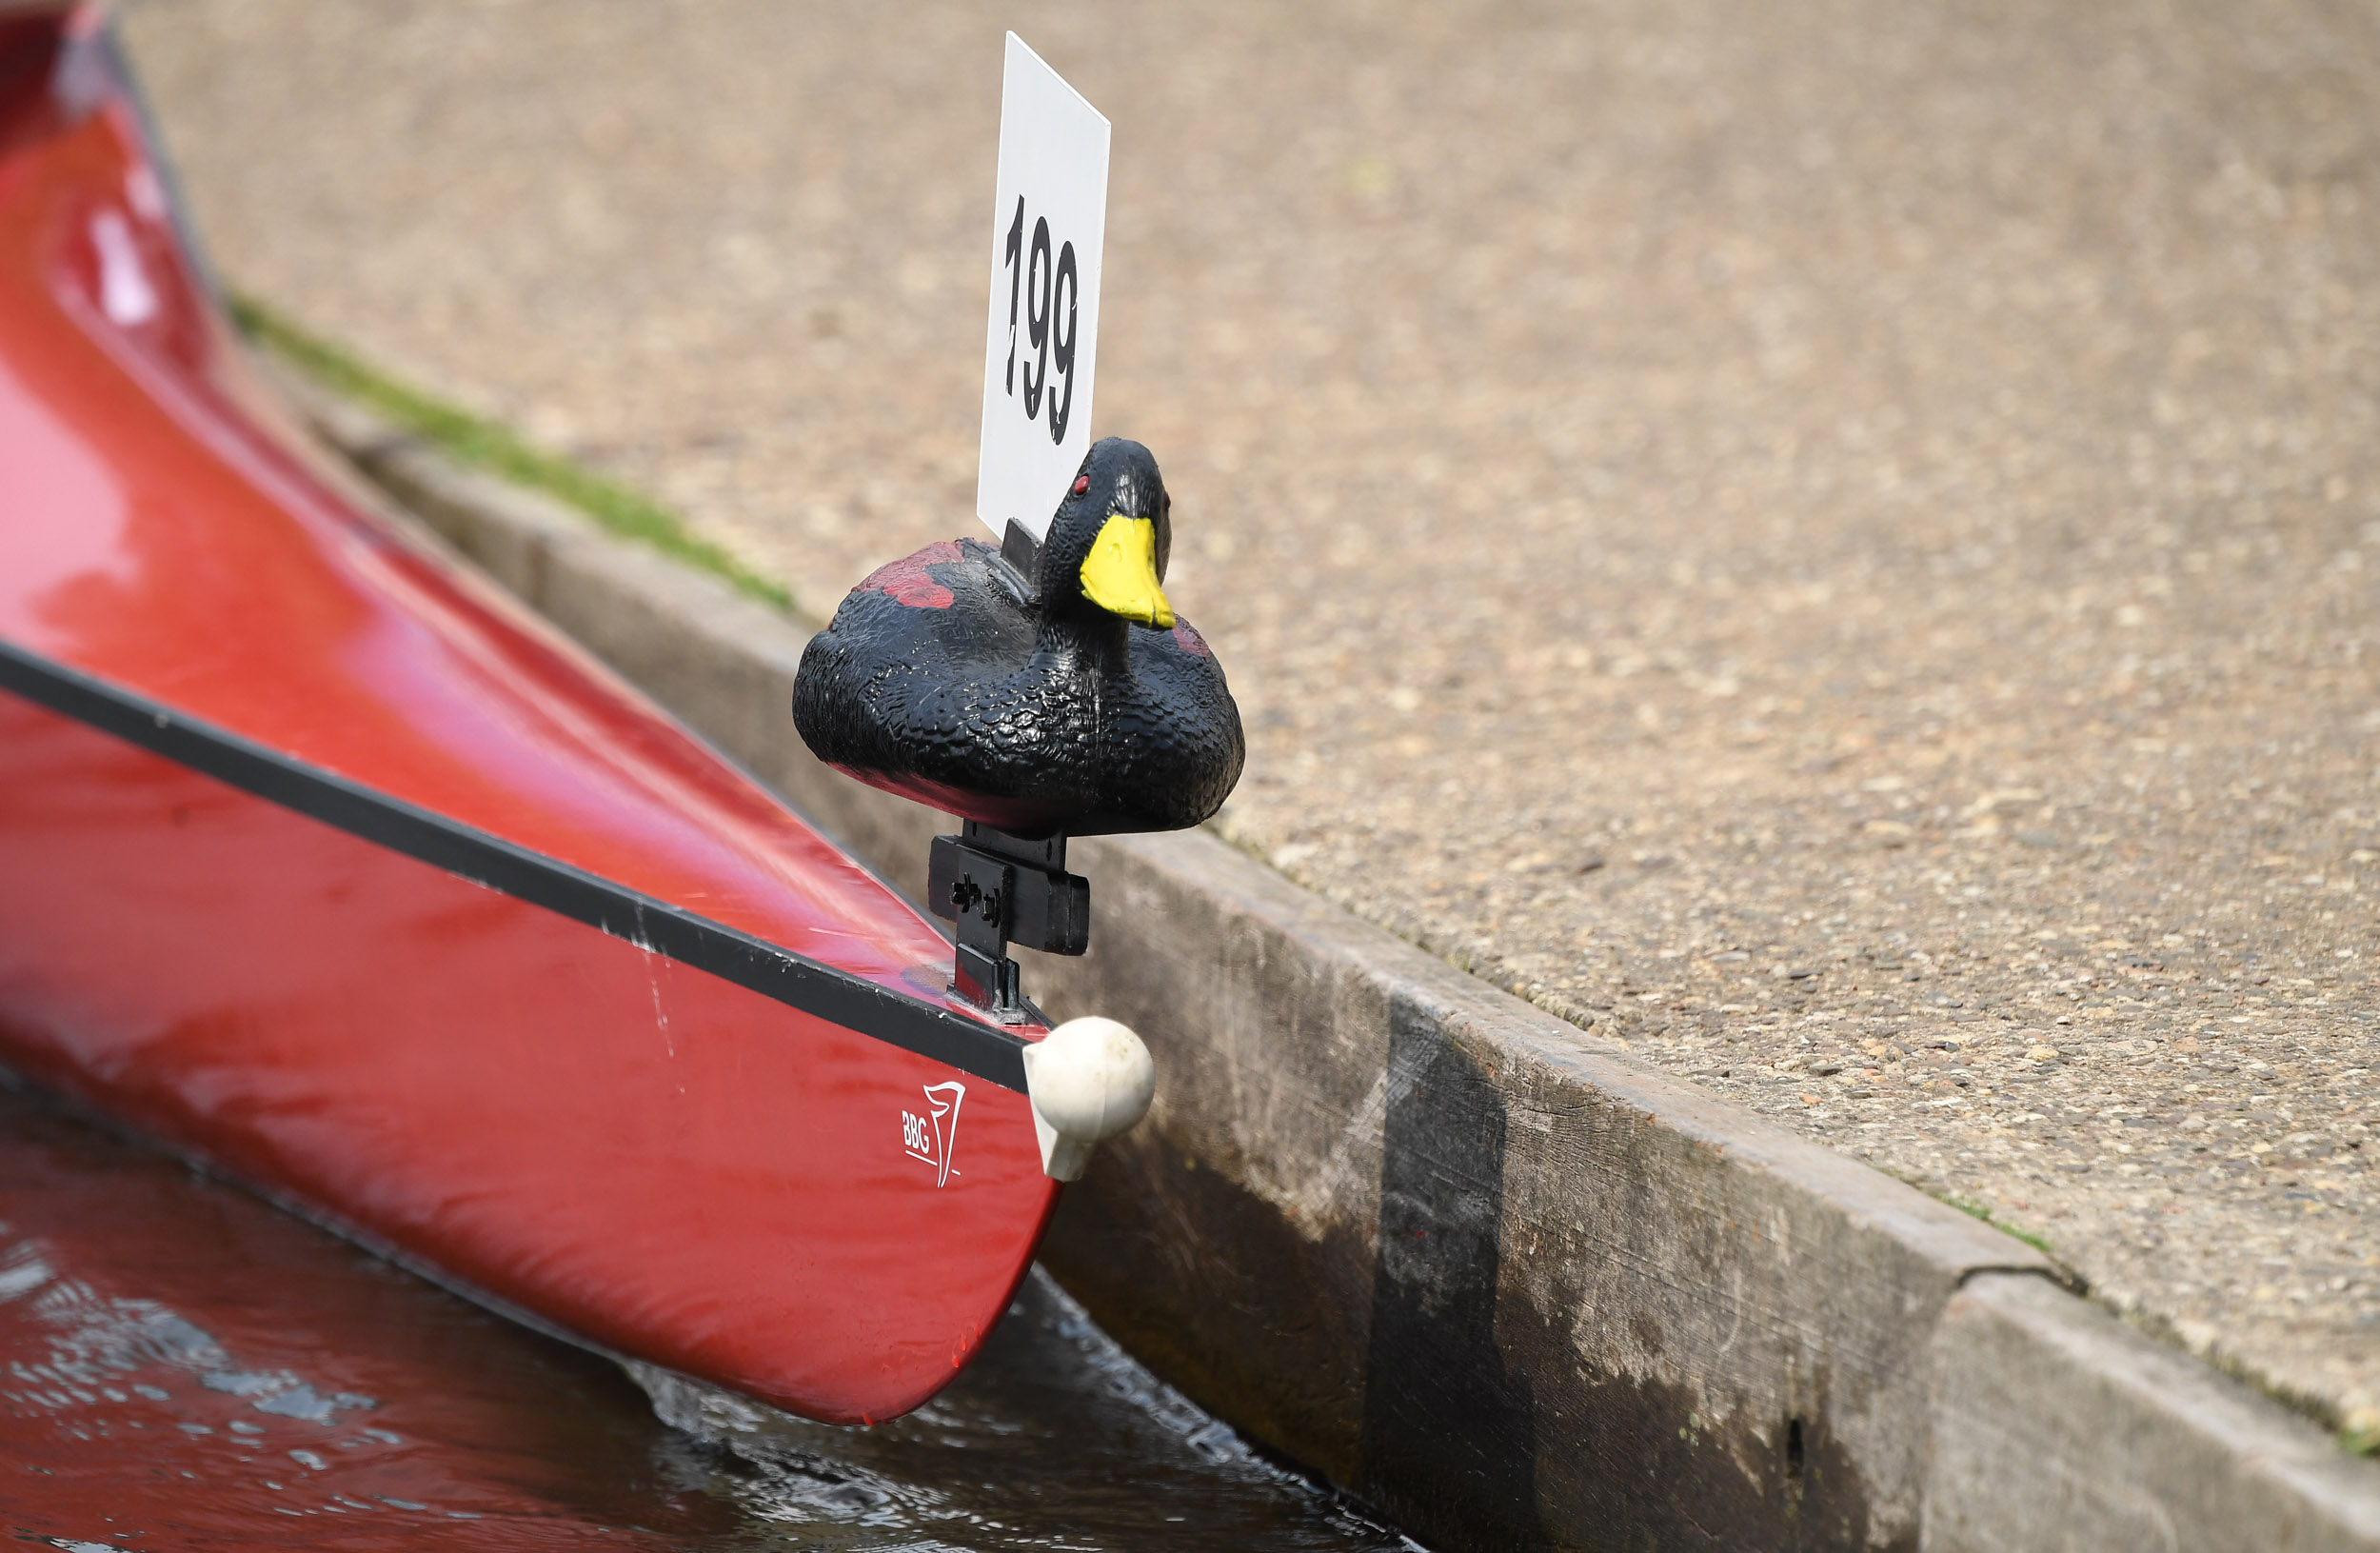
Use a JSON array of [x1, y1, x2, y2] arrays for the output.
[[1021, 1016, 1156, 1182]]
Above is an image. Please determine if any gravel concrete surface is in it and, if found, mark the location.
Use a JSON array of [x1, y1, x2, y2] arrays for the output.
[[121, 0, 2380, 1440]]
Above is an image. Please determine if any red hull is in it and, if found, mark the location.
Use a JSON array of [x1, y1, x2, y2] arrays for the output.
[[0, 10, 1055, 1423]]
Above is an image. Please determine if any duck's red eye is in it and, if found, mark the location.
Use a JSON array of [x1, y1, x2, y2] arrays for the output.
[[1072, 475, 1090, 496]]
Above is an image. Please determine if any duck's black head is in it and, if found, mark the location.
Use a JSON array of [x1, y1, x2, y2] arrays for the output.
[[1028, 437, 1174, 627]]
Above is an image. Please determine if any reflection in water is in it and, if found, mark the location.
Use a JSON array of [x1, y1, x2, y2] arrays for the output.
[[625, 1272, 1407, 1549], [0, 1085, 1418, 1550]]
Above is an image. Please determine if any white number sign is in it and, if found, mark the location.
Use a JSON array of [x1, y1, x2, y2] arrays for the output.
[[975, 33, 1110, 543]]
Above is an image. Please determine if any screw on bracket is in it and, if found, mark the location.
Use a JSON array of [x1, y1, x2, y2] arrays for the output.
[[926, 822, 1091, 1023]]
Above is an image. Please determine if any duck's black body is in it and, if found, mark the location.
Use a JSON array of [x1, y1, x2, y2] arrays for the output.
[[794, 440, 1243, 839]]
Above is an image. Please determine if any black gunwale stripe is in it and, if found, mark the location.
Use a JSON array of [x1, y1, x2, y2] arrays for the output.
[[0, 637, 1028, 1092]]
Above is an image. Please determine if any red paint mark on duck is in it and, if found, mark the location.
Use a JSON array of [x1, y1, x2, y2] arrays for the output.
[[1170, 621, 1212, 657], [861, 543, 961, 609]]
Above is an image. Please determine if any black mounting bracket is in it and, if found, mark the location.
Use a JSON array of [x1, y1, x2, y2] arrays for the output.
[[927, 821, 1090, 1022]]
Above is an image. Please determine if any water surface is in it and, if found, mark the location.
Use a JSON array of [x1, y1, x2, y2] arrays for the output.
[[0, 1086, 1415, 1550]]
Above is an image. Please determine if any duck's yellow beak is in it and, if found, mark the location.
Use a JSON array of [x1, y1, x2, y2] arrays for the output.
[[1079, 515, 1176, 627]]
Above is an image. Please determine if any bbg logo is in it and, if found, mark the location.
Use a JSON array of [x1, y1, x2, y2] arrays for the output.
[[901, 1081, 966, 1187]]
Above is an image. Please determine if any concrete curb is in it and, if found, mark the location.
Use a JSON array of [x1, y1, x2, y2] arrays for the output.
[[273, 367, 2380, 1551], [1927, 1274, 2380, 1553]]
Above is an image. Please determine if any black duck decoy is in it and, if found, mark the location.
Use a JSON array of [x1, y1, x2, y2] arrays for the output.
[[792, 437, 1244, 840]]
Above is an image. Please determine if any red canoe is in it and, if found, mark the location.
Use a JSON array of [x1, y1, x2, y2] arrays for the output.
[[0, 5, 1088, 1424]]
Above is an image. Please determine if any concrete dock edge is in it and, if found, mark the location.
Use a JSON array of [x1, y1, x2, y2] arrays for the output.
[[274, 368, 2380, 1551], [1926, 1273, 2380, 1552]]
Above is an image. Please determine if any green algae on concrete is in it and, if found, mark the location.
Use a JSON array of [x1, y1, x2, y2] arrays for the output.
[[230, 296, 792, 612], [1943, 1192, 2060, 1263]]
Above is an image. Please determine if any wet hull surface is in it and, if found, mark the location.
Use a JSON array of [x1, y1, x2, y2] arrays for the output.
[[0, 1085, 1416, 1551]]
